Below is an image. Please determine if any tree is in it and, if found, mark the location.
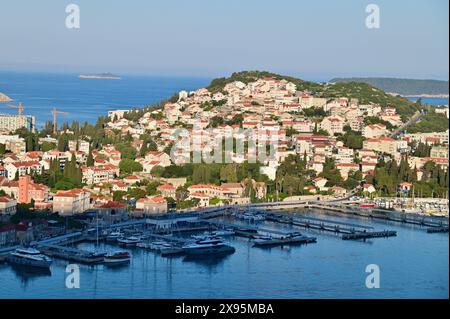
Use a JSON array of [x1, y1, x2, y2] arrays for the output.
[[115, 142, 137, 160], [119, 159, 143, 174], [150, 165, 165, 178], [86, 150, 94, 166], [41, 141, 56, 152], [220, 164, 238, 183], [57, 134, 69, 151]]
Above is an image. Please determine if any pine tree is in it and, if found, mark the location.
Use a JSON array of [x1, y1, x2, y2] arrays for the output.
[[86, 150, 94, 166]]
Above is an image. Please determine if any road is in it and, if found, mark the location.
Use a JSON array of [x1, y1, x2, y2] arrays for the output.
[[390, 110, 422, 137]]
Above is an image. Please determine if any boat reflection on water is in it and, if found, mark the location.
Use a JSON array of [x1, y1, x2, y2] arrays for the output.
[[182, 250, 234, 267], [10, 263, 52, 285]]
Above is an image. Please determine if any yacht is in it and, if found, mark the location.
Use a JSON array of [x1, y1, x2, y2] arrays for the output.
[[6, 248, 52, 269], [104, 251, 131, 265], [106, 231, 124, 242], [182, 236, 235, 255], [211, 229, 235, 237], [117, 236, 141, 246]]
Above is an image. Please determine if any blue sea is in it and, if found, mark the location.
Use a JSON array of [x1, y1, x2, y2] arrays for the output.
[[407, 97, 449, 106], [0, 71, 211, 128], [0, 211, 448, 299]]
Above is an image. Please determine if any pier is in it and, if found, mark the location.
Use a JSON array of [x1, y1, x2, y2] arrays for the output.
[[426, 226, 449, 233], [36, 243, 105, 264], [243, 200, 448, 231], [252, 212, 397, 240]]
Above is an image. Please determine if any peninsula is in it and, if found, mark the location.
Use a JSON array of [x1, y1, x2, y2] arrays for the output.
[[0, 92, 13, 102]]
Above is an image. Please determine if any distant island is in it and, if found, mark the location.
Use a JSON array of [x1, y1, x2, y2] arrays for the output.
[[79, 72, 121, 80], [0, 92, 12, 102], [330, 77, 449, 97]]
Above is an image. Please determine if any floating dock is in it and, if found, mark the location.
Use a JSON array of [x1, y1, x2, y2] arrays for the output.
[[342, 230, 397, 240], [426, 226, 449, 233], [253, 235, 317, 247], [262, 212, 397, 240]]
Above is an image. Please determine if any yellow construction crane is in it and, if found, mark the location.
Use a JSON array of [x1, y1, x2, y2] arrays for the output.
[[6, 101, 24, 115], [51, 107, 69, 134]]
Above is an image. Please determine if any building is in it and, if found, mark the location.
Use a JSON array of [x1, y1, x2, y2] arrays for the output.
[[18, 175, 49, 206], [0, 114, 35, 134], [363, 124, 387, 139], [94, 201, 128, 223], [144, 151, 172, 167], [363, 137, 407, 155], [135, 196, 167, 214], [220, 183, 244, 197], [0, 196, 17, 216], [4, 161, 43, 180], [157, 183, 177, 199], [430, 146, 449, 159], [53, 189, 90, 216], [82, 166, 115, 185], [320, 116, 345, 135], [0, 224, 17, 247]]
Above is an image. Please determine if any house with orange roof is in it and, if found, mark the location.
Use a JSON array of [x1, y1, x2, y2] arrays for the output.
[[135, 196, 167, 215], [157, 183, 177, 199], [0, 196, 17, 216], [53, 188, 90, 216]]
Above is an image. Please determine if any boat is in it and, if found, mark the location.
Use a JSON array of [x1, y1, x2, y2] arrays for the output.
[[6, 248, 52, 269], [104, 251, 131, 265], [117, 236, 141, 246], [160, 245, 184, 257], [106, 231, 124, 242], [136, 242, 152, 249], [150, 241, 172, 251], [212, 229, 235, 236], [182, 236, 235, 255], [253, 235, 274, 245]]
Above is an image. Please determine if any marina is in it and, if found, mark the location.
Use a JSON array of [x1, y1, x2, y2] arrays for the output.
[[0, 206, 442, 268], [0, 207, 447, 299]]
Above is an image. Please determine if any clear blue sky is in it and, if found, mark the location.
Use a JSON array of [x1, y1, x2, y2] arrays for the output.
[[0, 0, 448, 81]]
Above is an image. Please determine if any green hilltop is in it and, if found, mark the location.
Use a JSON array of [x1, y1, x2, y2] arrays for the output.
[[330, 77, 449, 96]]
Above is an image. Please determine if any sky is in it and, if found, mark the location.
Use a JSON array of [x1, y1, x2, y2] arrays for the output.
[[0, 0, 448, 81]]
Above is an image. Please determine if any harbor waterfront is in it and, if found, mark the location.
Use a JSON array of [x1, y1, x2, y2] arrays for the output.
[[0, 208, 448, 299]]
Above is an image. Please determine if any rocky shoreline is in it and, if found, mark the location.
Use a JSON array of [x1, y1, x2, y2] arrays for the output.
[[0, 92, 12, 102]]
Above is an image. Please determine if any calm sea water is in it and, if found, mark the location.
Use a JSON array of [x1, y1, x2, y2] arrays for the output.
[[0, 71, 211, 128], [0, 210, 448, 299], [407, 97, 449, 106]]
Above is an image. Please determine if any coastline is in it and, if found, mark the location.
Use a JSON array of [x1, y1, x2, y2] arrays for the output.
[[0, 92, 13, 102], [392, 93, 449, 98]]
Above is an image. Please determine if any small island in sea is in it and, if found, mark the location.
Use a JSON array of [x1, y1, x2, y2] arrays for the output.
[[78, 72, 121, 80], [0, 92, 13, 102]]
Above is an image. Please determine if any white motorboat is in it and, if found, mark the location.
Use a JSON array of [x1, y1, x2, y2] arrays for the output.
[[182, 236, 235, 255], [6, 248, 52, 269], [104, 251, 131, 265], [106, 231, 124, 242], [117, 236, 141, 246]]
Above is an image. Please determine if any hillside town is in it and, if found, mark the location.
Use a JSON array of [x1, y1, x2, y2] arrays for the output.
[[0, 74, 449, 246]]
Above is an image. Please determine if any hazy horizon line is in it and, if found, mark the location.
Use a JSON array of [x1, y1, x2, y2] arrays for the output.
[[0, 65, 448, 83]]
